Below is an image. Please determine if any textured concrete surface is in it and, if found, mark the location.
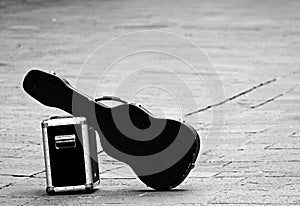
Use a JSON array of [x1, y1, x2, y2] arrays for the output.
[[0, 0, 299, 205]]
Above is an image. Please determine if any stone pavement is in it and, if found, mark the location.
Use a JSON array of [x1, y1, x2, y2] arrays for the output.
[[0, 0, 299, 205]]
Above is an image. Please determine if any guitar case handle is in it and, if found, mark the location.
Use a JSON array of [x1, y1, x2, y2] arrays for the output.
[[95, 96, 128, 104], [95, 96, 153, 115]]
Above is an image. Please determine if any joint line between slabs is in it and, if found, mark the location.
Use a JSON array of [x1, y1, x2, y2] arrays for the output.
[[185, 78, 277, 117]]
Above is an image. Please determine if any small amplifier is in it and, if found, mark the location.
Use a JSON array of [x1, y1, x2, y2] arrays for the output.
[[41, 116, 100, 194]]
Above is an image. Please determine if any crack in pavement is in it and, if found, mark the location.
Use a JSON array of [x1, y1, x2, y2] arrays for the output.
[[0, 182, 14, 190], [265, 147, 300, 150], [0, 170, 45, 179], [196, 86, 295, 131], [222, 161, 232, 167], [249, 87, 295, 109], [0, 165, 127, 191], [185, 78, 277, 117], [244, 128, 268, 134], [99, 165, 126, 174], [0, 170, 46, 190]]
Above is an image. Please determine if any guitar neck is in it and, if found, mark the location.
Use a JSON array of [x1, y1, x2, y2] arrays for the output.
[[68, 87, 109, 130]]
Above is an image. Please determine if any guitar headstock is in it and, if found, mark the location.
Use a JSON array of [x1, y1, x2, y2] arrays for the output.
[[23, 69, 72, 108]]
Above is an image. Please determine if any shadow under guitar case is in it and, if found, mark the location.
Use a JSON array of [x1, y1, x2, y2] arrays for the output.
[[41, 116, 100, 195]]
